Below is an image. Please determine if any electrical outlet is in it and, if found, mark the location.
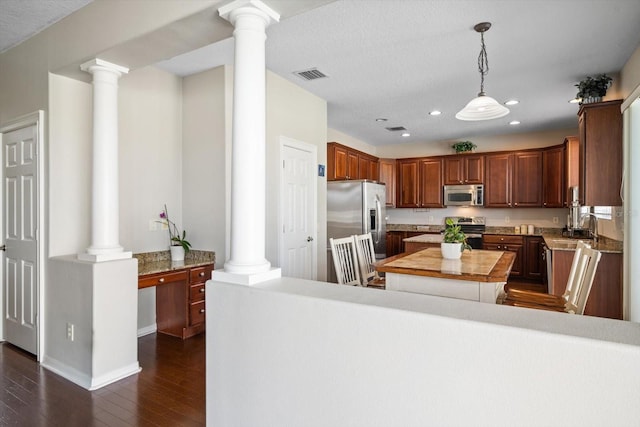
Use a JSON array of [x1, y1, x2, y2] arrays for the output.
[[66, 323, 74, 341], [504, 216, 510, 224], [149, 219, 158, 231], [553, 217, 559, 224]]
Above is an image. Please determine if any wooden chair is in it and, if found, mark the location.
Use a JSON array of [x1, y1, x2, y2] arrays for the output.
[[502, 242, 602, 314], [354, 233, 385, 288], [329, 236, 361, 286]]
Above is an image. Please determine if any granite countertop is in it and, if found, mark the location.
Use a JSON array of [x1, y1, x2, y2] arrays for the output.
[[374, 248, 516, 283], [403, 234, 444, 243], [542, 235, 622, 254], [134, 250, 216, 276]]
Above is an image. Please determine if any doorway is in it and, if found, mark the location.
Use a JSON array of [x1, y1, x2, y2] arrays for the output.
[[279, 137, 317, 280], [0, 111, 44, 358]]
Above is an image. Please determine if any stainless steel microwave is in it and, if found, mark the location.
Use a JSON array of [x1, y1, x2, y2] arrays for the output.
[[443, 184, 484, 206]]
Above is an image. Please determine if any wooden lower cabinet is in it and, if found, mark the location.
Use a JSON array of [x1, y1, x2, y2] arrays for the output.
[[550, 250, 622, 319], [139, 263, 214, 339], [483, 234, 524, 278], [523, 236, 545, 280], [386, 231, 428, 256], [404, 240, 440, 253]]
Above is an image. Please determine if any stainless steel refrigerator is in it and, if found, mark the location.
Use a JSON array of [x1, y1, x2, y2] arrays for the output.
[[327, 180, 386, 283]]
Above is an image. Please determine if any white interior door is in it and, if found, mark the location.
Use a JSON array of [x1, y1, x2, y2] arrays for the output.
[[280, 138, 317, 280], [3, 123, 38, 355]]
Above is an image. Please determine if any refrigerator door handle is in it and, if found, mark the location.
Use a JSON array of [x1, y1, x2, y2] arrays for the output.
[[374, 195, 382, 245]]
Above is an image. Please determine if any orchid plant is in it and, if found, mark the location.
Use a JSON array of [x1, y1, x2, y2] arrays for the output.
[[159, 204, 192, 253]]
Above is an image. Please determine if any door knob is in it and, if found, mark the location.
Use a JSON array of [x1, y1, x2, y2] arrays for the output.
[[307, 236, 314, 242], [0, 245, 5, 251]]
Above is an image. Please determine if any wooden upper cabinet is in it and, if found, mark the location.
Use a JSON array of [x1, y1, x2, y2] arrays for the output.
[[542, 145, 565, 208], [578, 100, 623, 206], [443, 155, 484, 185], [484, 153, 512, 207], [396, 159, 420, 207], [327, 142, 379, 181], [419, 158, 444, 207], [396, 158, 443, 208], [379, 159, 396, 207], [512, 151, 543, 207]]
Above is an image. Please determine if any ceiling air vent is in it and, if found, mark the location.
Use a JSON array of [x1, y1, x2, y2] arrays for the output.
[[385, 126, 407, 132], [294, 68, 328, 81]]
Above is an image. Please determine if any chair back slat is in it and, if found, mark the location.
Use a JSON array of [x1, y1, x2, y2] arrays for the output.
[[565, 246, 602, 314], [354, 233, 379, 286], [330, 236, 361, 286]]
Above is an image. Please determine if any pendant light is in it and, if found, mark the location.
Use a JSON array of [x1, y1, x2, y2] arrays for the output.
[[456, 22, 509, 121]]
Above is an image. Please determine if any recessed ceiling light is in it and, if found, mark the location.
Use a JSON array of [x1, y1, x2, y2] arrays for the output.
[[568, 98, 581, 104], [509, 120, 520, 125], [504, 99, 519, 106], [401, 132, 411, 137], [429, 110, 442, 116], [375, 118, 388, 122]]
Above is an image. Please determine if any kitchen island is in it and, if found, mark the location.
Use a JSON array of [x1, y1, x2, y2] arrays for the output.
[[374, 248, 515, 303]]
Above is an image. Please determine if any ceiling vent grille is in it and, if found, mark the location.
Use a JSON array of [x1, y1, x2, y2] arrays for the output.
[[385, 126, 407, 132], [294, 68, 328, 81]]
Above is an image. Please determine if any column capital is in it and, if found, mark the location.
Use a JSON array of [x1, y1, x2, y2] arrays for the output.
[[80, 58, 129, 77], [219, 0, 280, 26]]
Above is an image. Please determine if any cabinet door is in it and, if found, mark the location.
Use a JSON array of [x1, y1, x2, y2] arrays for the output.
[[512, 151, 542, 207], [524, 236, 544, 280], [501, 244, 523, 277], [419, 158, 443, 207], [397, 160, 420, 207], [369, 159, 380, 181], [386, 231, 402, 257], [328, 144, 349, 180], [347, 151, 359, 180], [579, 100, 623, 206], [564, 136, 579, 207], [444, 157, 464, 185], [542, 146, 565, 208], [379, 159, 396, 207], [484, 153, 512, 207], [464, 155, 484, 184]]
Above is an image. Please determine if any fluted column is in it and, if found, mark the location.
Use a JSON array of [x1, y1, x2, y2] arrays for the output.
[[212, 0, 281, 284], [79, 58, 131, 262]]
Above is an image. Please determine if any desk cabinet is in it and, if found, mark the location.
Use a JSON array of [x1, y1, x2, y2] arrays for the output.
[[139, 263, 214, 339]]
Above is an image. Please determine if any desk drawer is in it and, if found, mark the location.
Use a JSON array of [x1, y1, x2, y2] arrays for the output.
[[138, 270, 188, 289], [190, 283, 206, 302], [190, 265, 213, 283], [190, 300, 206, 326]]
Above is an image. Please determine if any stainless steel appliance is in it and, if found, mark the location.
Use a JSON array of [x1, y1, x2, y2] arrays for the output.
[[566, 186, 590, 238], [444, 216, 485, 249], [443, 184, 484, 207], [327, 180, 386, 282]]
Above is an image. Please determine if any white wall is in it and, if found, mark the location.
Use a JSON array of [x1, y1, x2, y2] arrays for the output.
[[266, 71, 328, 280], [207, 278, 640, 426], [327, 127, 377, 154], [182, 66, 227, 267]]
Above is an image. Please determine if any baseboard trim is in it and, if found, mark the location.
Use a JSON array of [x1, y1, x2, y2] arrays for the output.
[[41, 356, 141, 391], [137, 324, 157, 337]]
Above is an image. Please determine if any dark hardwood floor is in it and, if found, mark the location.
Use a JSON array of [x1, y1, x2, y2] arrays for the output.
[[0, 333, 205, 426]]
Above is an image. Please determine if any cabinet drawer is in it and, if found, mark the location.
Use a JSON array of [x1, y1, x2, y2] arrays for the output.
[[482, 234, 523, 245], [138, 270, 188, 289], [190, 265, 213, 283], [190, 283, 206, 302], [190, 300, 206, 326]]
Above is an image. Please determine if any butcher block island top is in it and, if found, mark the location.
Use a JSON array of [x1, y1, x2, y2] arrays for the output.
[[375, 248, 516, 283]]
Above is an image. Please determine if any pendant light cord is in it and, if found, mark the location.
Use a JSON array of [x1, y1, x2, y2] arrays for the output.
[[478, 31, 488, 96]]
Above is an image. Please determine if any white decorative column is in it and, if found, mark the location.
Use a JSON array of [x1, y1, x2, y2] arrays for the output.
[[212, 0, 281, 285], [79, 59, 131, 262]]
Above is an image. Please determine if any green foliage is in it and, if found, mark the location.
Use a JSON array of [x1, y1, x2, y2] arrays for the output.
[[575, 74, 612, 100], [159, 205, 192, 254], [442, 218, 472, 251], [452, 141, 477, 153]]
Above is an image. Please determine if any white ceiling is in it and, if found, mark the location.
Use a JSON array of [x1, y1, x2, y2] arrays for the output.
[[4, 0, 640, 147]]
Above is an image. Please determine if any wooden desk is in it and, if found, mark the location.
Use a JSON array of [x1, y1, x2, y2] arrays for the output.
[[375, 248, 515, 303], [137, 252, 214, 339]]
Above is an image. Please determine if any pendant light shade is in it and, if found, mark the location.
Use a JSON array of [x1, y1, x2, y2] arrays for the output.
[[456, 22, 509, 121]]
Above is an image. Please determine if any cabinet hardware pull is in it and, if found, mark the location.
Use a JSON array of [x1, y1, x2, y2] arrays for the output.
[[199, 309, 205, 314], [199, 272, 205, 277], [199, 288, 205, 293], [504, 246, 509, 250], [158, 277, 165, 283], [497, 245, 501, 249]]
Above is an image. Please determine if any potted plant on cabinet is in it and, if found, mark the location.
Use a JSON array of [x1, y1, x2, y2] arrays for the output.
[[451, 140, 477, 154], [159, 205, 192, 261], [441, 218, 472, 260], [575, 73, 612, 104]]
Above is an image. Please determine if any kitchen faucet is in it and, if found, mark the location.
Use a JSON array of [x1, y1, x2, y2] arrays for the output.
[[581, 213, 599, 244]]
